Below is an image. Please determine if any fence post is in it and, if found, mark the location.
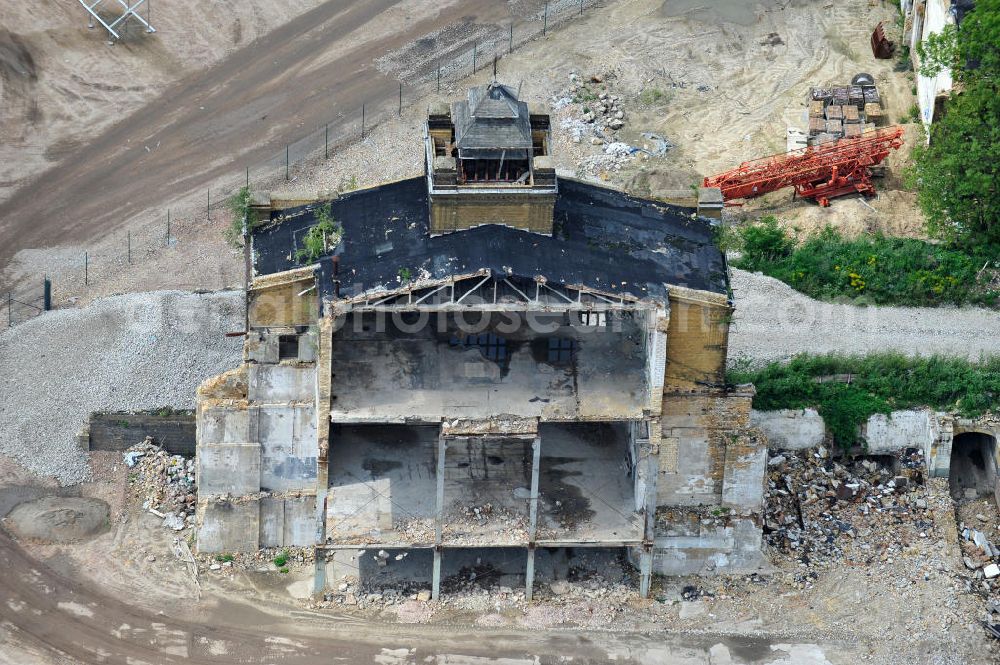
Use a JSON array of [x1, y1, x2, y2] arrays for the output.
[[580, 0, 584, 14], [437, 63, 441, 92], [399, 82, 403, 116], [509, 24, 513, 53], [7, 292, 11, 328], [127, 230, 131, 264], [207, 189, 211, 220], [325, 124, 329, 159], [285, 145, 290, 180], [361, 104, 365, 139], [43, 278, 51, 311], [84, 252, 89, 286], [166, 209, 170, 246], [473, 41, 477, 73], [543, 2, 548, 35], [246, 167, 250, 189]]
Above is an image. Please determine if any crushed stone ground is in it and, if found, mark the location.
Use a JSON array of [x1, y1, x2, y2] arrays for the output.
[[0, 290, 243, 485], [729, 268, 1000, 366]]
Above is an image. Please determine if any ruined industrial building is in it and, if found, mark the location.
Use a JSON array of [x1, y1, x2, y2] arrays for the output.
[[194, 82, 766, 599]]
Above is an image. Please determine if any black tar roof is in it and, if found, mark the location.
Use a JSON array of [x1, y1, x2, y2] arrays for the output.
[[252, 177, 728, 302]]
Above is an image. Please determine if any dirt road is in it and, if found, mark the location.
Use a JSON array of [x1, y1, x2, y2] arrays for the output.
[[0, 0, 535, 274], [0, 530, 853, 664]]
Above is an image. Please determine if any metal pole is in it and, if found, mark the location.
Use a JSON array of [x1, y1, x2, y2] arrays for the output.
[[493, 55, 497, 81], [207, 189, 211, 219], [7, 292, 11, 327], [285, 145, 289, 180], [399, 82, 402, 116], [127, 230, 131, 264], [166, 209, 170, 246], [543, 2, 548, 35], [437, 63, 441, 92], [43, 278, 51, 311], [509, 24, 513, 53], [581, 0, 584, 15], [361, 104, 365, 139], [84, 252, 89, 286], [246, 167, 250, 189], [473, 42, 477, 73], [325, 124, 329, 159]]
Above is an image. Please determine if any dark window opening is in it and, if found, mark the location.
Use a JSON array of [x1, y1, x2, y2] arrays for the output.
[[450, 333, 507, 362], [547, 337, 576, 364], [278, 335, 299, 360], [458, 158, 530, 184]]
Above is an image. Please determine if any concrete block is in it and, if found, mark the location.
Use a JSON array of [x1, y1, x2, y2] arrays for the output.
[[722, 436, 767, 510], [198, 499, 260, 553], [863, 409, 939, 454], [259, 404, 317, 491], [198, 442, 260, 495], [259, 496, 317, 547], [750, 408, 825, 450], [199, 406, 250, 445], [248, 364, 315, 403]]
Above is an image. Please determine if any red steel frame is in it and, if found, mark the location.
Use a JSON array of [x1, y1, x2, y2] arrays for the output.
[[703, 126, 904, 207]]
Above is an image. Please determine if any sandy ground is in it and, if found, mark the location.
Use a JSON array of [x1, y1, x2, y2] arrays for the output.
[[0, 0, 327, 203]]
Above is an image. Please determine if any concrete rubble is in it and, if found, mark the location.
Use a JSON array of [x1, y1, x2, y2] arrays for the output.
[[125, 437, 196, 532]]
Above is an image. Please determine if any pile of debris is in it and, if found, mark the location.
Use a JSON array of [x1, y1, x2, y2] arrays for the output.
[[763, 447, 934, 571], [444, 501, 529, 543], [124, 437, 196, 531]]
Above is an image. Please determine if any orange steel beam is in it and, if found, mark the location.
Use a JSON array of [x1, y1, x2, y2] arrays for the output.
[[703, 126, 904, 205]]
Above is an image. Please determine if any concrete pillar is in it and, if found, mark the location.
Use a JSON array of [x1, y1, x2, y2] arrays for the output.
[[433, 431, 446, 601], [432, 548, 442, 601], [639, 547, 653, 598], [435, 433, 447, 544], [312, 548, 326, 595], [525, 547, 536, 601], [527, 436, 541, 540]]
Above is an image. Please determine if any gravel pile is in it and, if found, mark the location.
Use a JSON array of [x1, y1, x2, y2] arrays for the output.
[[0, 290, 244, 484], [729, 268, 1000, 366]]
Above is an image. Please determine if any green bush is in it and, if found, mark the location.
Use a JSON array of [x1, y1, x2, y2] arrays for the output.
[[729, 353, 1000, 450], [224, 186, 254, 248], [295, 204, 343, 264], [273, 550, 289, 567], [731, 220, 996, 307]]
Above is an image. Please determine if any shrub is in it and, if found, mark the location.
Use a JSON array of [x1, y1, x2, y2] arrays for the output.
[[273, 550, 289, 567], [295, 204, 343, 264], [224, 186, 254, 248], [729, 353, 1000, 451], [638, 88, 668, 106], [731, 221, 997, 307]]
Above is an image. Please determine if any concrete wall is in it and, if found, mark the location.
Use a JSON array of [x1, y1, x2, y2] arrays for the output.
[[85, 412, 196, 456], [429, 191, 556, 235], [749, 408, 825, 450]]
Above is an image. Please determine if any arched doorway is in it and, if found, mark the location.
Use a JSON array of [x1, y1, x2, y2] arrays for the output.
[[949, 432, 998, 500]]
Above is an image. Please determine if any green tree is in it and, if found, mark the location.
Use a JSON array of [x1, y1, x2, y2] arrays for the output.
[[910, 0, 1000, 250], [910, 83, 1000, 249]]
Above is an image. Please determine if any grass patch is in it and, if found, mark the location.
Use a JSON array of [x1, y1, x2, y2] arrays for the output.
[[224, 186, 256, 248], [295, 204, 343, 264], [638, 88, 668, 107], [215, 553, 235, 563], [273, 550, 289, 568], [729, 353, 1000, 450], [731, 217, 997, 307]]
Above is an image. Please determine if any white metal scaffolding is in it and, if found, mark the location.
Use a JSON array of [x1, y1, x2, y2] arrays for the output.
[[79, 0, 155, 43]]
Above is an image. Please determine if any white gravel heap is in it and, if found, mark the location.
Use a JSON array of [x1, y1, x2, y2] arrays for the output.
[[0, 290, 244, 485], [729, 268, 1000, 366]]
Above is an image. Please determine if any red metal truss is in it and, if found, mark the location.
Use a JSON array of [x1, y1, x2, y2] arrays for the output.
[[703, 126, 904, 207]]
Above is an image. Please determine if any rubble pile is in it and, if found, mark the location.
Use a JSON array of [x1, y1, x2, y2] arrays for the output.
[[444, 501, 529, 543], [956, 497, 1000, 590], [196, 546, 314, 572], [124, 437, 196, 531], [764, 447, 935, 571]]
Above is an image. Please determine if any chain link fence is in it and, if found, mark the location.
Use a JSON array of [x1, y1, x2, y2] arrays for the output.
[[3, 0, 599, 327]]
